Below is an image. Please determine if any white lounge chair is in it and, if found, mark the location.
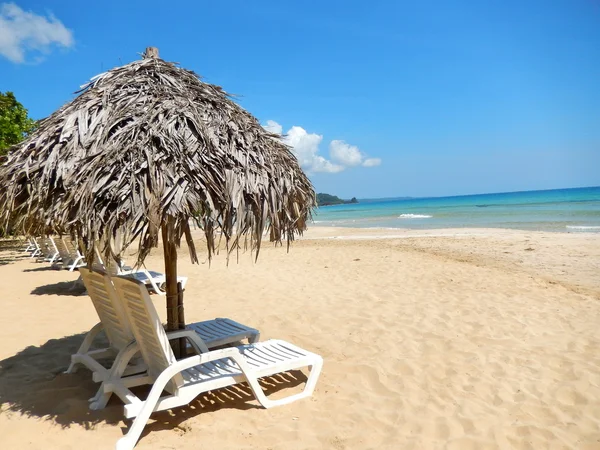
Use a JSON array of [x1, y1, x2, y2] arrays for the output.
[[24, 237, 36, 253], [52, 237, 86, 271], [36, 238, 50, 261], [105, 275, 322, 450], [120, 269, 187, 295], [47, 237, 61, 263], [36, 237, 61, 263], [67, 268, 260, 409], [94, 248, 187, 295], [62, 237, 86, 269], [29, 237, 42, 258]]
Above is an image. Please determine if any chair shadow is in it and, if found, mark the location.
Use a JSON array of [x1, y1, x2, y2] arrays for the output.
[[132, 370, 309, 442], [31, 280, 87, 296], [1, 333, 311, 440], [23, 266, 61, 272]]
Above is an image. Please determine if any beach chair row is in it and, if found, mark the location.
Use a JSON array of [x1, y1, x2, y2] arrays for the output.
[[22, 236, 187, 295], [68, 268, 323, 450], [24, 235, 82, 268]]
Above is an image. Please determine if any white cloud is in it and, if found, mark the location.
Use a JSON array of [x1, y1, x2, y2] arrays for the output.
[[0, 3, 74, 63], [263, 119, 283, 136], [362, 157, 382, 167], [263, 120, 381, 174], [329, 140, 364, 167], [284, 125, 344, 173]]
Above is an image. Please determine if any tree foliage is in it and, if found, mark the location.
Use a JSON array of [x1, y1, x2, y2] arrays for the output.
[[0, 92, 37, 156]]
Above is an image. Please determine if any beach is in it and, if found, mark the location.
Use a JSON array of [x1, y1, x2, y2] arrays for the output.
[[1, 227, 599, 449]]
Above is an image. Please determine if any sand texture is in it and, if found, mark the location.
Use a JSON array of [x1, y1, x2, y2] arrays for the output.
[[1, 228, 599, 449]]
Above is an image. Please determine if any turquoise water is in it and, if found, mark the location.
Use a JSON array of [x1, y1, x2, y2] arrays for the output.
[[312, 186, 600, 232]]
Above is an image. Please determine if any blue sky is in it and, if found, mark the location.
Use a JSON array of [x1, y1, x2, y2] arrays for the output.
[[1, 0, 599, 199]]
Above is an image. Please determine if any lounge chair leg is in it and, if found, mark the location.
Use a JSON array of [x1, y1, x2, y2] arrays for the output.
[[69, 255, 83, 271], [116, 373, 173, 450], [90, 341, 140, 411], [245, 359, 323, 408], [49, 251, 59, 263], [65, 322, 104, 374], [89, 391, 112, 410], [88, 392, 99, 403], [249, 332, 260, 344], [65, 359, 79, 374]]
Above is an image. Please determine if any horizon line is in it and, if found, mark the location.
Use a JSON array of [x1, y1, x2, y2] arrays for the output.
[[352, 185, 600, 203]]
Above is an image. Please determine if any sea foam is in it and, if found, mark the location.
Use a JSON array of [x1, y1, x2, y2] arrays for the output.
[[566, 225, 600, 230], [398, 214, 432, 219]]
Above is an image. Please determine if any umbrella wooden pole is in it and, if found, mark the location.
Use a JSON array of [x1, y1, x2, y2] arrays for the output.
[[162, 220, 185, 357], [177, 281, 186, 356]]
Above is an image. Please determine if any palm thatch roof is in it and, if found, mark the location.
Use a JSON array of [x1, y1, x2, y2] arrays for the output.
[[0, 48, 315, 266]]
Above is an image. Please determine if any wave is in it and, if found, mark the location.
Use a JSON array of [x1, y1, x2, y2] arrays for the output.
[[398, 214, 432, 219], [566, 225, 600, 230]]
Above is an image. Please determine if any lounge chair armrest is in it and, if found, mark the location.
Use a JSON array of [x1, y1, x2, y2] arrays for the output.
[[166, 329, 210, 353], [88, 321, 105, 338], [104, 339, 142, 381], [77, 321, 105, 354], [165, 347, 244, 377], [150, 347, 252, 397], [165, 329, 190, 339], [197, 346, 244, 364]]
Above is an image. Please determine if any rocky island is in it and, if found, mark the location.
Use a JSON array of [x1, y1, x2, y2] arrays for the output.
[[316, 193, 359, 206]]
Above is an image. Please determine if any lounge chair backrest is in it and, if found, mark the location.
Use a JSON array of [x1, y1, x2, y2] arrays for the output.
[[79, 268, 134, 351], [39, 238, 51, 255], [47, 236, 59, 254], [63, 237, 81, 258], [53, 237, 72, 262], [94, 247, 123, 276], [110, 275, 184, 393]]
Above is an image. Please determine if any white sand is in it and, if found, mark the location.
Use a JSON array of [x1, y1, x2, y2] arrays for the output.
[[1, 227, 599, 449]]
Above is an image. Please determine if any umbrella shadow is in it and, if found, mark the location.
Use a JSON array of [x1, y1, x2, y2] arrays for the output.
[[31, 280, 87, 296], [1, 333, 309, 439], [0, 332, 123, 429], [0, 239, 24, 252], [0, 256, 22, 266], [0, 244, 29, 266]]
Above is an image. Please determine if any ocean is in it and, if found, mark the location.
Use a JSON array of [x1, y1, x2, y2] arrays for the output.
[[312, 186, 600, 233]]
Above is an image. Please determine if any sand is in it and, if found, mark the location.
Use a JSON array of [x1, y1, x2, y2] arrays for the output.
[[1, 227, 599, 449]]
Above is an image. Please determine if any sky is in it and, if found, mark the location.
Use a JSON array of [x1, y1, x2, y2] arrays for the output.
[[1, 0, 599, 199]]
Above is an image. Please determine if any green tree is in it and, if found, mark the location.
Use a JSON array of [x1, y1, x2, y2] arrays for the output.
[[0, 92, 37, 156]]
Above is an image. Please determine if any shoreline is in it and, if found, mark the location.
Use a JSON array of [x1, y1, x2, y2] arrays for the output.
[[301, 225, 600, 240]]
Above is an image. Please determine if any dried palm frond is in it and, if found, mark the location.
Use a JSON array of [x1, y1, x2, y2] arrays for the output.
[[0, 49, 315, 265]]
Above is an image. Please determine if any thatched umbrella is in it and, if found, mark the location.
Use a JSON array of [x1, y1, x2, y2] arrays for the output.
[[0, 47, 315, 342]]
